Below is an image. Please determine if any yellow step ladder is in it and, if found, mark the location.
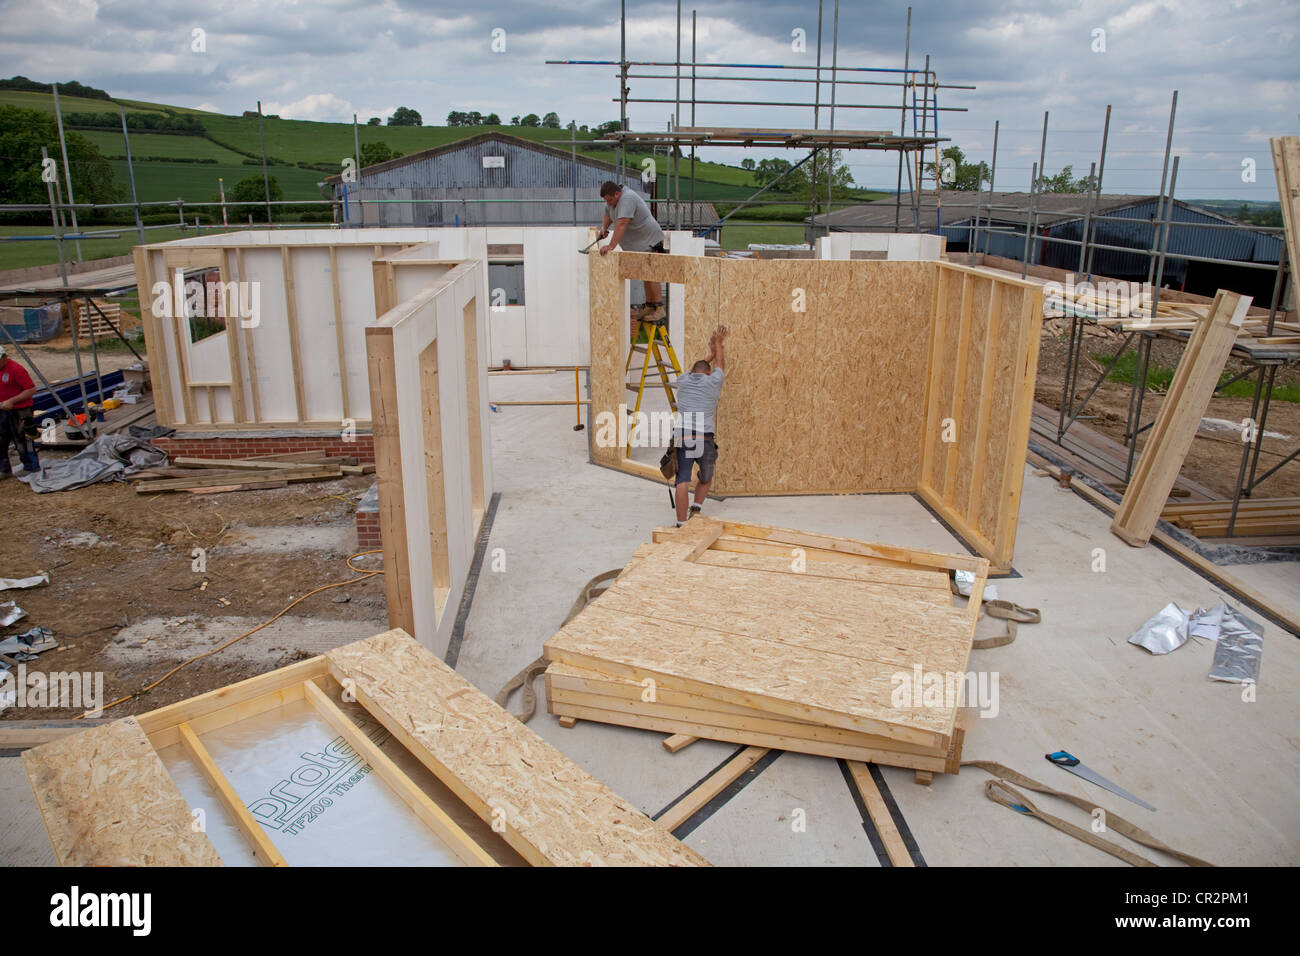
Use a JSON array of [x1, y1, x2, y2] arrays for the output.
[[624, 311, 682, 455]]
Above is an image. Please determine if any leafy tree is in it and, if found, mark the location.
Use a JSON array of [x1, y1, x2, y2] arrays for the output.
[[751, 158, 796, 190], [542, 112, 561, 128], [579, 124, 589, 133], [740, 158, 755, 170], [924, 145, 989, 191], [485, 113, 501, 125], [360, 142, 395, 166], [1035, 164, 1098, 194], [0, 105, 122, 217], [387, 106, 422, 127], [216, 175, 282, 222], [519, 113, 541, 127], [367, 116, 381, 126], [595, 120, 622, 135], [510, 115, 520, 125]]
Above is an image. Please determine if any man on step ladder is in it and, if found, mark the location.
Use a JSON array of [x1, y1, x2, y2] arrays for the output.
[[598, 180, 667, 326]]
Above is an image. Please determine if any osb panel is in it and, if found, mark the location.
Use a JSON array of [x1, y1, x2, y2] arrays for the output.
[[925, 268, 963, 491], [618, 250, 688, 285], [587, 250, 625, 467], [680, 256, 720, 370], [846, 261, 935, 490], [546, 661, 951, 757], [975, 284, 1028, 536], [713, 259, 818, 493], [545, 521, 978, 746], [326, 629, 708, 867], [22, 717, 223, 867], [950, 275, 992, 510]]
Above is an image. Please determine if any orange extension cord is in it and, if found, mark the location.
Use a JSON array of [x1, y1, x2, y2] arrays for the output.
[[89, 550, 384, 716]]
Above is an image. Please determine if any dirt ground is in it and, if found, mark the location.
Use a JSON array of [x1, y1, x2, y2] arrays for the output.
[[2, 471, 388, 721], [13, 335, 143, 384], [1035, 317, 1300, 499]]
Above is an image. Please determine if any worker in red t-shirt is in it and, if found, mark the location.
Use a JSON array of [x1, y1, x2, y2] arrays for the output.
[[0, 343, 40, 475]]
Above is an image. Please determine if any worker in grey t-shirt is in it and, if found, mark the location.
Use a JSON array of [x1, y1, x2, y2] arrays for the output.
[[598, 181, 667, 324], [672, 325, 728, 525]]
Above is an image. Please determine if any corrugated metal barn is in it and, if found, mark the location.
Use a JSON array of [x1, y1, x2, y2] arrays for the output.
[[328, 132, 650, 227], [810, 191, 1284, 301]]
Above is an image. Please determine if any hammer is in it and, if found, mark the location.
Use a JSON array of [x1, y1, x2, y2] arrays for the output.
[[578, 234, 605, 255]]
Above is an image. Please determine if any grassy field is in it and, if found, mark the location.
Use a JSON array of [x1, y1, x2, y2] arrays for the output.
[[5, 89, 892, 265], [76, 129, 250, 162], [0, 89, 169, 115], [714, 222, 808, 249], [1096, 350, 1300, 403], [0, 224, 260, 271]]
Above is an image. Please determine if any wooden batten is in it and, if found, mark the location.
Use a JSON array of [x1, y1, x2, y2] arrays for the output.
[[281, 247, 308, 421], [1111, 290, 1251, 546], [366, 326, 415, 637]]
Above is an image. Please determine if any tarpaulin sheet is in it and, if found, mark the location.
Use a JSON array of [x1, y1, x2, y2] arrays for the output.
[[18, 434, 168, 493]]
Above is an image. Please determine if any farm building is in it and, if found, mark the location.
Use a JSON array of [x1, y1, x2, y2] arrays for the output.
[[326, 132, 650, 228], [811, 192, 1286, 302]]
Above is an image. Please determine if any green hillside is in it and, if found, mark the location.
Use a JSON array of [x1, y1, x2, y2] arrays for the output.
[[2, 85, 886, 266]]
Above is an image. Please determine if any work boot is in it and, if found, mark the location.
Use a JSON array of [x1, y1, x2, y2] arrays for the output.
[[641, 302, 666, 323]]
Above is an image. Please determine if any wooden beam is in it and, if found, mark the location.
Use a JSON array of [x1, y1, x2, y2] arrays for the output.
[[919, 265, 949, 489], [330, 246, 350, 420], [1270, 136, 1300, 300], [235, 248, 262, 422], [132, 246, 172, 427], [219, 249, 247, 423], [846, 761, 915, 867], [281, 247, 308, 421], [942, 271, 975, 504], [301, 680, 497, 867], [966, 281, 1004, 520], [993, 287, 1045, 567], [662, 733, 699, 753], [178, 721, 288, 866], [138, 657, 327, 744], [366, 328, 415, 637], [655, 746, 769, 832], [1111, 290, 1250, 546]]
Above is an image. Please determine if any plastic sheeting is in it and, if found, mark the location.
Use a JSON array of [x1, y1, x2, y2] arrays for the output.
[[1206, 605, 1264, 684], [1128, 601, 1264, 684], [18, 434, 168, 493], [161, 698, 462, 867]]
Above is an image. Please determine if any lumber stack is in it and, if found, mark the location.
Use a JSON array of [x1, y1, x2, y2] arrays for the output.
[[133, 450, 374, 494], [543, 518, 985, 775], [1160, 497, 1300, 538]]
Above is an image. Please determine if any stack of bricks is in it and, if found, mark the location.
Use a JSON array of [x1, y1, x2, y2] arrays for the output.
[[152, 433, 376, 464]]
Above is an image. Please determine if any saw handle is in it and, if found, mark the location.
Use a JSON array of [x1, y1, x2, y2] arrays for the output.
[[1046, 750, 1081, 767]]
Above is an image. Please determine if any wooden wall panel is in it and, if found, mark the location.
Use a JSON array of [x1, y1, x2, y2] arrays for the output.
[[587, 249, 625, 468], [917, 264, 1044, 570], [835, 261, 933, 492]]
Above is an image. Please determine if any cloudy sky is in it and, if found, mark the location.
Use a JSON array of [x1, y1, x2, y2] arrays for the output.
[[2, 0, 1297, 200]]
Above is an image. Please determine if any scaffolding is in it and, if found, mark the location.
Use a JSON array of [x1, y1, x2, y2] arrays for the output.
[[545, 0, 973, 239]]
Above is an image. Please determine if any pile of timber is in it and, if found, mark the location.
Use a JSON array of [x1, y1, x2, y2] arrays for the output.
[[1160, 497, 1300, 538], [133, 450, 375, 494], [543, 518, 984, 776]]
